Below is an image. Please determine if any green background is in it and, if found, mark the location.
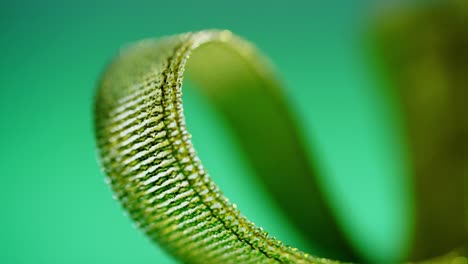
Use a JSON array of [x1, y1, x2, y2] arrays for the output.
[[0, 0, 420, 263]]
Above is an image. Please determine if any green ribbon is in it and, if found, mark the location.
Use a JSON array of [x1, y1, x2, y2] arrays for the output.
[[94, 3, 467, 263]]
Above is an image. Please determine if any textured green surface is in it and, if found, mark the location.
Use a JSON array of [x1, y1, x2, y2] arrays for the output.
[[95, 30, 340, 264], [94, 27, 467, 263], [2, 0, 466, 263]]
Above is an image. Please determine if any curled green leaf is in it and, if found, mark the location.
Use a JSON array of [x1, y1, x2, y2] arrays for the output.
[[94, 3, 467, 261]]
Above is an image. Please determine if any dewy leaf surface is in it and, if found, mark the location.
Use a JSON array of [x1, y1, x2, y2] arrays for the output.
[[94, 19, 467, 263]]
